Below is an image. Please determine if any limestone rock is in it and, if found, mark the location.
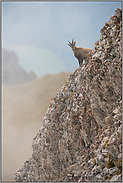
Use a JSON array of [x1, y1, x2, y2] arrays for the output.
[[15, 8, 122, 182]]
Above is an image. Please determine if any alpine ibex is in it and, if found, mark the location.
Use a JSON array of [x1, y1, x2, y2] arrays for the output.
[[68, 38, 92, 66]]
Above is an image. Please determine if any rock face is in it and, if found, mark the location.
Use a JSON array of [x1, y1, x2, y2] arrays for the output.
[[15, 8, 122, 182], [2, 48, 37, 85]]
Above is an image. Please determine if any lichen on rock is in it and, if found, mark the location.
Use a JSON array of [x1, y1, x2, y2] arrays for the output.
[[15, 8, 122, 182]]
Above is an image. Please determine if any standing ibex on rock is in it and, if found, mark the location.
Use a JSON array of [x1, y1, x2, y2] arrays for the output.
[[68, 39, 92, 66]]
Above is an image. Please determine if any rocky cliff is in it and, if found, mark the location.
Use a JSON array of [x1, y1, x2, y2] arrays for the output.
[[15, 8, 122, 182], [2, 48, 37, 85]]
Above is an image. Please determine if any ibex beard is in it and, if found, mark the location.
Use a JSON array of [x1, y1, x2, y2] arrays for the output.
[[68, 38, 92, 67]]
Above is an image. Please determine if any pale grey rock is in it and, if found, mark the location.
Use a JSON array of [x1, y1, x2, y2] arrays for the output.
[[109, 174, 122, 182]]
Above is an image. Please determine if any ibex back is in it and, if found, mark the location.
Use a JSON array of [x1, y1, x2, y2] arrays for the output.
[[68, 39, 92, 66]]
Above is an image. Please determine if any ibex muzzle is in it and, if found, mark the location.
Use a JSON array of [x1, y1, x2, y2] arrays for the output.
[[68, 38, 92, 66]]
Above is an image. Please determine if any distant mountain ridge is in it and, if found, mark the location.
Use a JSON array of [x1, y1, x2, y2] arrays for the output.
[[2, 48, 37, 85]]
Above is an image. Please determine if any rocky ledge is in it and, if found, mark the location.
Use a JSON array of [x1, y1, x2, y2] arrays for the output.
[[15, 8, 122, 182]]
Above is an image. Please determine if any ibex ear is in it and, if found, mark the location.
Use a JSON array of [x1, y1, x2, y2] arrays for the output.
[[72, 38, 76, 45]]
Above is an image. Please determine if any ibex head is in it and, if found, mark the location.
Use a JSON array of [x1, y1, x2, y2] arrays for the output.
[[68, 38, 76, 51]]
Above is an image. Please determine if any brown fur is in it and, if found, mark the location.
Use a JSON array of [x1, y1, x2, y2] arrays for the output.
[[68, 39, 92, 66]]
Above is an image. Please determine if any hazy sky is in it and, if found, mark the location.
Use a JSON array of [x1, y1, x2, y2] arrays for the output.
[[2, 1, 122, 77]]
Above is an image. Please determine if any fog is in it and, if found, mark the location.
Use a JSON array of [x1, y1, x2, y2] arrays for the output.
[[2, 73, 70, 181], [2, 1, 121, 76]]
